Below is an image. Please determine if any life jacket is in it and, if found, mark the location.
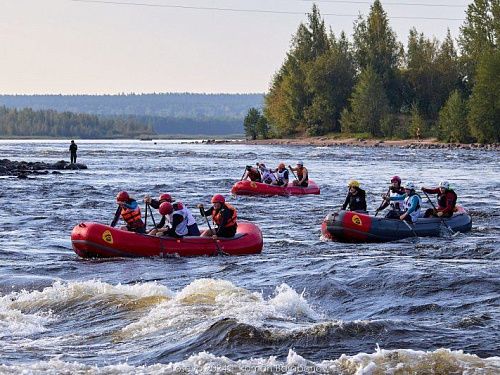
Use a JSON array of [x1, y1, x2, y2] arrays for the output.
[[170, 209, 188, 236], [297, 167, 308, 182], [121, 203, 143, 229], [175, 201, 197, 226], [437, 190, 457, 211], [261, 169, 277, 184], [213, 203, 237, 228], [390, 187, 405, 210], [276, 169, 288, 184], [403, 192, 422, 223]]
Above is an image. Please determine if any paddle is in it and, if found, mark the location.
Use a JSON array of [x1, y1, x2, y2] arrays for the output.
[[199, 205, 229, 256], [401, 218, 418, 239], [111, 205, 121, 226], [375, 187, 391, 217], [144, 202, 148, 229], [287, 165, 298, 180], [148, 203, 157, 228], [422, 191, 456, 235], [240, 168, 247, 181]]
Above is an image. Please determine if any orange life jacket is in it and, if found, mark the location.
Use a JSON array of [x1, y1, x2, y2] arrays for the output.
[[213, 203, 237, 228], [121, 205, 143, 228]]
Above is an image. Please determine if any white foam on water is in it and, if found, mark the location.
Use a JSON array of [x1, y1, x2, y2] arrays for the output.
[[119, 279, 320, 340], [3, 279, 173, 311], [0, 348, 498, 375], [0, 280, 172, 338], [0, 304, 52, 338]]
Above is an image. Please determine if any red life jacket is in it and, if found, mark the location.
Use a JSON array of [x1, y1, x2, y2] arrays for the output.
[[213, 203, 237, 228], [121, 205, 143, 229], [297, 167, 308, 182]]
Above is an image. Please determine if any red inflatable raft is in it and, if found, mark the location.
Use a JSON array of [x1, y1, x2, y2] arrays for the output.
[[71, 221, 263, 258], [231, 180, 320, 196]]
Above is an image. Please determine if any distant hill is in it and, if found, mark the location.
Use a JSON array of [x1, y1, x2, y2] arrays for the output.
[[0, 93, 264, 119]]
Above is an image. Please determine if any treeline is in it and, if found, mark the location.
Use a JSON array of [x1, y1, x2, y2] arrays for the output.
[[0, 93, 264, 119], [0, 106, 155, 138], [245, 1, 499, 143], [130, 115, 244, 135]]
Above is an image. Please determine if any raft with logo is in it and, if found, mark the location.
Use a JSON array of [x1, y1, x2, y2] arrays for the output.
[[321, 206, 472, 243], [231, 180, 320, 196], [71, 221, 263, 258]]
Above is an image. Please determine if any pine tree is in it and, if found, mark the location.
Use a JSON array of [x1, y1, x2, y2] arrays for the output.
[[467, 50, 500, 143], [243, 107, 260, 140], [353, 0, 402, 109], [340, 66, 389, 136], [438, 90, 470, 143]]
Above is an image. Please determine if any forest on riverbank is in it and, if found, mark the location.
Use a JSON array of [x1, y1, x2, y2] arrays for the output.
[[0, 106, 154, 138], [244, 0, 499, 144]]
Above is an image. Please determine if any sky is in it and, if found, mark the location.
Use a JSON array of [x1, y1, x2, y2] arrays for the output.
[[0, 0, 469, 94]]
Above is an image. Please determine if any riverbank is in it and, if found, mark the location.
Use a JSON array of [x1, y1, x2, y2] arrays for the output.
[[240, 137, 500, 151]]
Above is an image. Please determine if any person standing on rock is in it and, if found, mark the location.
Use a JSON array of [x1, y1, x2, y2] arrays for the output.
[[69, 140, 78, 164]]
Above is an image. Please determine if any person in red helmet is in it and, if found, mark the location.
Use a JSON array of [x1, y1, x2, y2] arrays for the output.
[[111, 191, 145, 233], [377, 176, 406, 218], [152, 202, 192, 238], [197, 194, 237, 238], [145, 193, 200, 236]]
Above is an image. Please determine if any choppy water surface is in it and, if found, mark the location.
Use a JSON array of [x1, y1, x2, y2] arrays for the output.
[[0, 140, 499, 374]]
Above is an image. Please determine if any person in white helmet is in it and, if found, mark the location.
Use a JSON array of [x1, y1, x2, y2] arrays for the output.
[[389, 181, 422, 223], [422, 181, 457, 218], [288, 161, 309, 187]]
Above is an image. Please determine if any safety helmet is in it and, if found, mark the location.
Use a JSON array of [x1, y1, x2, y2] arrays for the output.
[[404, 181, 416, 190], [391, 175, 402, 184], [439, 181, 450, 190], [278, 162, 286, 169], [158, 193, 173, 203], [297, 161, 304, 166], [348, 180, 360, 188], [159, 202, 173, 216], [211, 194, 225, 204], [116, 191, 129, 202]]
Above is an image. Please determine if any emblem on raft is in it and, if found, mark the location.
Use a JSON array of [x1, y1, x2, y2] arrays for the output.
[[102, 230, 113, 244], [250, 181, 257, 188], [351, 215, 362, 226]]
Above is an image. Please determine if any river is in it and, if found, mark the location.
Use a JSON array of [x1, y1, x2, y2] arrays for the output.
[[0, 140, 498, 374]]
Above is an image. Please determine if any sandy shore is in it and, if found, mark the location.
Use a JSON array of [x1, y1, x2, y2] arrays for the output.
[[204, 137, 499, 150]]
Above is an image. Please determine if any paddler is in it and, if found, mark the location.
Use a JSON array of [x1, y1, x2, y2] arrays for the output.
[[144, 193, 200, 236], [288, 161, 309, 187], [257, 162, 277, 185], [111, 191, 145, 233], [389, 181, 422, 223], [422, 181, 457, 218], [242, 165, 262, 182], [197, 194, 237, 238], [376, 175, 406, 218], [271, 163, 289, 186], [342, 180, 367, 212]]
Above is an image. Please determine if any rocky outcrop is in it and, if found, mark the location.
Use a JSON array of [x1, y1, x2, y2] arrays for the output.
[[0, 159, 87, 178]]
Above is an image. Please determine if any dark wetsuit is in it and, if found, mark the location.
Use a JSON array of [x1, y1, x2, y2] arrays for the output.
[[69, 142, 77, 164], [342, 188, 367, 212]]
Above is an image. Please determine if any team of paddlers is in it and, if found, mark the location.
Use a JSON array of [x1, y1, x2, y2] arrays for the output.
[[111, 161, 458, 238]]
